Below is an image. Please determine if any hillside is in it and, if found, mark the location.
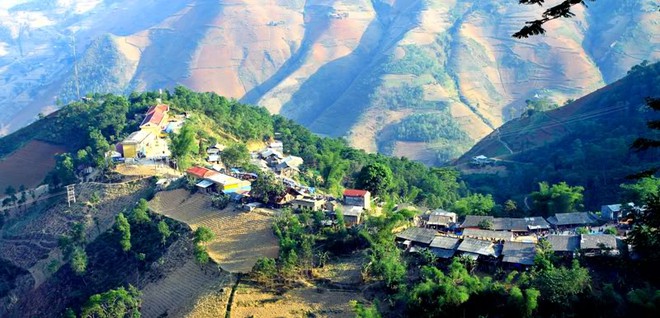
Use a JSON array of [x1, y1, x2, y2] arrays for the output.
[[0, 0, 658, 164], [456, 62, 660, 208]]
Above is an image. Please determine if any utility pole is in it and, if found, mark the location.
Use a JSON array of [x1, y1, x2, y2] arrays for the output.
[[66, 184, 76, 207]]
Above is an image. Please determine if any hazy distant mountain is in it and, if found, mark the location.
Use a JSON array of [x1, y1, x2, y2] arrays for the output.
[[0, 0, 657, 163]]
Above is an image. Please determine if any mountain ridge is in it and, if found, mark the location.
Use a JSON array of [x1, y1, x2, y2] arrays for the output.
[[0, 0, 657, 163]]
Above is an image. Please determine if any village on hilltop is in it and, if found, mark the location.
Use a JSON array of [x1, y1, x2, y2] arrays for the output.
[[98, 102, 648, 272]]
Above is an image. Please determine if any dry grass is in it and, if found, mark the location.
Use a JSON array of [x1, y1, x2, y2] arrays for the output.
[[230, 283, 361, 318], [149, 189, 279, 273]]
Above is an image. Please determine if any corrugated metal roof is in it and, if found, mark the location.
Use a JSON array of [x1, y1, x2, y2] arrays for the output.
[[395, 227, 436, 245], [551, 212, 599, 226], [457, 238, 499, 257], [462, 228, 512, 241], [580, 234, 617, 250], [502, 241, 536, 265], [429, 236, 461, 250], [544, 235, 580, 252]]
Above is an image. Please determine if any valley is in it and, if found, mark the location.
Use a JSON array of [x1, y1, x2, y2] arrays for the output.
[[0, 0, 657, 164]]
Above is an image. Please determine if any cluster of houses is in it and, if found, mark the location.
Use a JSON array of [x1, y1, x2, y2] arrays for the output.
[[115, 103, 184, 160], [397, 209, 630, 268]]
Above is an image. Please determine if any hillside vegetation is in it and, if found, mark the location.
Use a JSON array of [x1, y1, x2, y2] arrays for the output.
[[458, 61, 660, 208]]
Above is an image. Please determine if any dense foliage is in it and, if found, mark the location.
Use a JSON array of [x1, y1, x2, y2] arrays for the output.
[[462, 62, 660, 209]]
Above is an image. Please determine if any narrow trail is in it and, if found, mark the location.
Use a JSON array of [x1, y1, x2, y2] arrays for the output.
[[495, 128, 514, 155], [225, 273, 243, 318]]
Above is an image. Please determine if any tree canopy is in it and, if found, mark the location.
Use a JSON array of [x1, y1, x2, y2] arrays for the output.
[[530, 182, 584, 217], [80, 285, 141, 318], [356, 162, 394, 196]]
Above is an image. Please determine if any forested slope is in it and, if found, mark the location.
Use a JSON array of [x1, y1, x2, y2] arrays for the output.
[[457, 62, 660, 208]]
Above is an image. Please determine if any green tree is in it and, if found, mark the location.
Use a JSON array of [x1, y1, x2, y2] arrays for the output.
[[575, 226, 589, 235], [604, 227, 617, 235], [621, 177, 660, 204], [351, 301, 381, 318], [115, 213, 131, 252], [452, 193, 495, 216], [49, 153, 77, 187], [70, 247, 88, 275], [630, 97, 660, 176], [194, 244, 210, 264], [533, 260, 590, 307], [157, 221, 171, 245], [222, 143, 250, 168], [627, 193, 660, 267], [170, 123, 198, 169], [80, 285, 141, 318], [131, 199, 151, 224], [478, 219, 494, 230], [251, 257, 277, 284], [356, 162, 393, 196], [530, 182, 584, 217], [251, 172, 285, 204], [194, 226, 215, 244]]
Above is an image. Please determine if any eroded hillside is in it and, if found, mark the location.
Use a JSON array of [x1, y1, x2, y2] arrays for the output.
[[0, 0, 657, 164]]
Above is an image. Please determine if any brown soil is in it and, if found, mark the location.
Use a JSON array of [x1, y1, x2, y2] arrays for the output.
[[0, 140, 66, 191], [149, 189, 279, 273]]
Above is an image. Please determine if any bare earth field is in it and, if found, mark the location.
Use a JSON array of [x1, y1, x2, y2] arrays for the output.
[[0, 140, 66, 191], [149, 189, 279, 273]]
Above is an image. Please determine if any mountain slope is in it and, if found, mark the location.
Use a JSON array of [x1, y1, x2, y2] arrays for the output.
[[0, 0, 657, 164], [455, 61, 660, 208]]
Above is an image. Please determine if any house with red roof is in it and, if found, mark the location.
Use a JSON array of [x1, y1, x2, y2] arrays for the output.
[[343, 189, 371, 210], [140, 104, 170, 134], [185, 166, 218, 179]]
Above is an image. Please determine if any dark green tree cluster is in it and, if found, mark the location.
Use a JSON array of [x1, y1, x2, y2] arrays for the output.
[[393, 113, 470, 143], [169, 123, 199, 170], [79, 285, 141, 318], [221, 143, 250, 168], [356, 163, 393, 197], [452, 193, 496, 216], [530, 181, 584, 217], [193, 226, 215, 264], [58, 222, 88, 276], [115, 213, 131, 252], [250, 171, 285, 204]]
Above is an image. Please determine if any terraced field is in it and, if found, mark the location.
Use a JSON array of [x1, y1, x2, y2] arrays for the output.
[[140, 259, 231, 318], [149, 189, 279, 273]]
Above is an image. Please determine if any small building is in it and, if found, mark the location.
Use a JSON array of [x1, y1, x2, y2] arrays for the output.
[[547, 212, 600, 229], [275, 155, 304, 177], [471, 155, 496, 166], [139, 104, 170, 134], [207, 154, 221, 163], [457, 237, 501, 260], [260, 148, 284, 166], [580, 234, 619, 256], [206, 143, 226, 155], [429, 236, 461, 259], [600, 202, 636, 221], [269, 140, 284, 153], [291, 197, 325, 211], [395, 227, 437, 248], [343, 189, 371, 210], [205, 173, 251, 193], [426, 209, 457, 230], [544, 235, 580, 257], [461, 228, 513, 242], [343, 205, 364, 226], [121, 130, 157, 158], [501, 241, 536, 267]]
